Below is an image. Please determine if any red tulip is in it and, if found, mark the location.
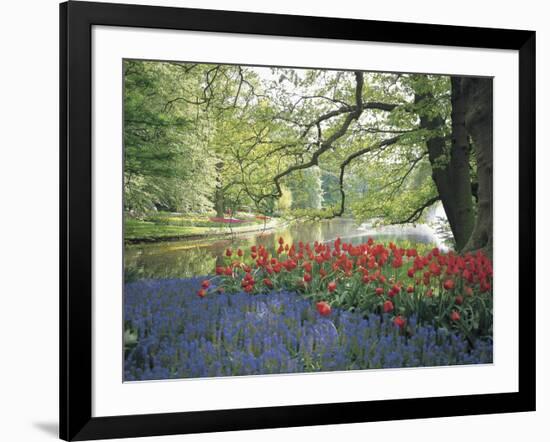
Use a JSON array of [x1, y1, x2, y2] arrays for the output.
[[201, 280, 210, 289], [407, 285, 414, 293], [225, 248, 232, 257], [303, 261, 312, 273], [480, 280, 491, 293], [215, 266, 224, 275], [224, 267, 233, 276], [426, 288, 433, 297], [197, 289, 206, 298], [443, 279, 455, 290], [393, 315, 406, 329], [316, 301, 332, 316], [328, 281, 337, 292], [303, 273, 312, 283], [429, 262, 441, 276], [407, 268, 415, 278], [462, 269, 474, 283], [263, 278, 273, 288], [450, 310, 461, 321], [367, 257, 376, 269], [375, 287, 384, 296], [244, 285, 253, 293], [391, 257, 403, 268], [465, 286, 473, 297], [278, 236, 284, 245], [383, 300, 394, 313], [455, 295, 464, 305], [319, 268, 327, 278], [237, 249, 243, 257]]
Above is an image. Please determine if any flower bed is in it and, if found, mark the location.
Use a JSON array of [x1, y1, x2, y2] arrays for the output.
[[124, 278, 492, 381], [206, 237, 493, 340]]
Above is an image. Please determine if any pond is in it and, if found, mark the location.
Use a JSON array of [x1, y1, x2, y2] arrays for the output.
[[125, 218, 448, 280]]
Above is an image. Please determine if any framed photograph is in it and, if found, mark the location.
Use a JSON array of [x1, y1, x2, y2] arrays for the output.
[[60, 1, 536, 440]]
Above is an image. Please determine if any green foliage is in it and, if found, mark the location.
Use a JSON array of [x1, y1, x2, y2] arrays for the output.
[[124, 60, 217, 214], [350, 151, 438, 225], [275, 185, 293, 213], [123, 61, 467, 246], [320, 171, 341, 208], [285, 167, 324, 210], [284, 207, 338, 220]]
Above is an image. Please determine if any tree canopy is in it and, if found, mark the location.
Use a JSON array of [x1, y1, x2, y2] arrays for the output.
[[124, 60, 492, 252]]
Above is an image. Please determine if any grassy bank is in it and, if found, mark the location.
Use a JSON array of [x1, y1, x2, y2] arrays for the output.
[[125, 212, 278, 242]]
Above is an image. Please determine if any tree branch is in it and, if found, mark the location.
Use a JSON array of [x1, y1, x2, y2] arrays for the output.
[[332, 136, 401, 217], [267, 71, 365, 200], [396, 195, 440, 224]]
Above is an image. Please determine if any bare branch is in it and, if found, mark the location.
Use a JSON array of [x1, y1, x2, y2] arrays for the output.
[[332, 136, 401, 217], [397, 195, 440, 224], [383, 152, 429, 198], [167, 62, 199, 73]]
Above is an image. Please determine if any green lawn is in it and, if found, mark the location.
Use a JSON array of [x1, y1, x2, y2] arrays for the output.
[[125, 212, 275, 242]]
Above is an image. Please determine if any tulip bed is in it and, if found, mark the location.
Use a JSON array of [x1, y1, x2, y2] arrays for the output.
[[204, 237, 493, 340], [124, 281, 493, 381]]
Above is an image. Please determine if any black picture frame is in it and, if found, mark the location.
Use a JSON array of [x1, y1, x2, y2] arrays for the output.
[[60, 1, 536, 440]]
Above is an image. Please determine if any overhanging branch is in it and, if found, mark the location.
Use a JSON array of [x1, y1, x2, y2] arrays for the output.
[[258, 71, 366, 202], [397, 195, 440, 224], [332, 136, 401, 217]]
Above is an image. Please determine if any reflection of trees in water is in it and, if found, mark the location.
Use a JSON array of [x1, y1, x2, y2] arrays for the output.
[[125, 219, 441, 280]]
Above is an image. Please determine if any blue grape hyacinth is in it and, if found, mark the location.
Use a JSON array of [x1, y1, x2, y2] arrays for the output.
[[124, 278, 493, 381]]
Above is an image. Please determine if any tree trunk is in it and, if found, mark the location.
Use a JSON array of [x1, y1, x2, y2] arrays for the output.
[[462, 78, 493, 254], [449, 77, 476, 251], [214, 161, 225, 217], [415, 88, 474, 251]]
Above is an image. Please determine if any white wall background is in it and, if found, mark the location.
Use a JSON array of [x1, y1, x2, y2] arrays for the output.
[[0, 0, 547, 441]]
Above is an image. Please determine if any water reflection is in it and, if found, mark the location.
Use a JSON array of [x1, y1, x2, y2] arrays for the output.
[[125, 218, 445, 280]]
